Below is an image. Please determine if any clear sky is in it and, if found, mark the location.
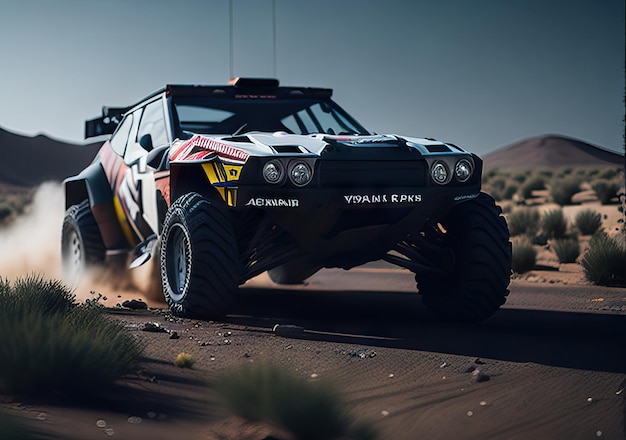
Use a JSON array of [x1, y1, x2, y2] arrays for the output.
[[0, 0, 623, 156]]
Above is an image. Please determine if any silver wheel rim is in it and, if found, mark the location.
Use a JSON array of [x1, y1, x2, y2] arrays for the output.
[[166, 224, 191, 303], [64, 229, 84, 283]]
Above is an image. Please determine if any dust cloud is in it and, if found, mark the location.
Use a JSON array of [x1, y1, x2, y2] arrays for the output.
[[0, 182, 163, 307], [0, 182, 64, 280]]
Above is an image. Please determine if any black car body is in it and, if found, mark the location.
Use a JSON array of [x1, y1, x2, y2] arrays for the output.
[[63, 78, 511, 321]]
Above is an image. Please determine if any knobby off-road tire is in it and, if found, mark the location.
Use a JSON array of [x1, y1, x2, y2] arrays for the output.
[[61, 200, 106, 284], [160, 192, 239, 320], [418, 192, 511, 322]]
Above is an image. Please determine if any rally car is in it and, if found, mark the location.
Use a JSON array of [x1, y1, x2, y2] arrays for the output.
[[62, 78, 511, 321]]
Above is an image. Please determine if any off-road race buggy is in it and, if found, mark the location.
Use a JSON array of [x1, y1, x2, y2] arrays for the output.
[[62, 78, 511, 322]]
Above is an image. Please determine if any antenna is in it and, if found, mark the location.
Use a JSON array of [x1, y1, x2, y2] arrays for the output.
[[229, 0, 234, 78], [272, 0, 277, 77]]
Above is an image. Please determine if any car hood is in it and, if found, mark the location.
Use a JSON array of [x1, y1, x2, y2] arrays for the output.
[[170, 131, 467, 164]]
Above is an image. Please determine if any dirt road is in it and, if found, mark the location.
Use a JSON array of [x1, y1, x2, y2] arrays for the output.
[[4, 266, 626, 439]]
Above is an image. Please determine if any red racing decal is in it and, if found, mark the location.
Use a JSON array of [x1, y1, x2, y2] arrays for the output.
[[171, 135, 250, 163]]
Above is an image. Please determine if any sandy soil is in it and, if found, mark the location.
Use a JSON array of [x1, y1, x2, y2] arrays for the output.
[[2, 264, 625, 440]]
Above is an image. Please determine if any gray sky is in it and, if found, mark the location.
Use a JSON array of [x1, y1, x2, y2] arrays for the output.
[[0, 0, 623, 156]]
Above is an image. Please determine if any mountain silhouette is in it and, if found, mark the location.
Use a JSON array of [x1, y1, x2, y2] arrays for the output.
[[483, 135, 624, 170], [0, 126, 101, 187]]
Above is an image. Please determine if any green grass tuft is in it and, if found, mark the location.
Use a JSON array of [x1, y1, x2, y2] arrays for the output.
[[0, 276, 143, 396], [581, 233, 626, 286], [512, 237, 537, 274], [211, 362, 377, 440], [552, 238, 580, 264], [574, 209, 603, 235], [541, 209, 568, 239], [507, 208, 540, 237]]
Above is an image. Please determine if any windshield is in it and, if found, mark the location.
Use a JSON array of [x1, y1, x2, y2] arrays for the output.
[[172, 98, 370, 137]]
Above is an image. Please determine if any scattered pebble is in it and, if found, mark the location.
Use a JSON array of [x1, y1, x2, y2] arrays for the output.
[[388, 373, 395, 379], [104, 428, 115, 436], [127, 416, 142, 424], [381, 410, 390, 417], [96, 419, 107, 428], [344, 348, 377, 359], [595, 430, 602, 437], [467, 410, 474, 417], [146, 411, 157, 419], [142, 322, 168, 333], [310, 373, 319, 379], [440, 362, 448, 368], [616, 389, 623, 395], [273, 324, 304, 338], [480, 401, 488, 407], [472, 369, 490, 383], [122, 299, 148, 310], [35, 412, 47, 421], [587, 397, 594, 403]]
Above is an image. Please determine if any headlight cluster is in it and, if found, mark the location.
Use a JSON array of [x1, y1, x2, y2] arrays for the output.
[[430, 158, 474, 185], [262, 160, 313, 187]]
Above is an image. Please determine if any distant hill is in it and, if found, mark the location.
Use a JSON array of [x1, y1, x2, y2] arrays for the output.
[[483, 135, 624, 170], [0, 126, 101, 187]]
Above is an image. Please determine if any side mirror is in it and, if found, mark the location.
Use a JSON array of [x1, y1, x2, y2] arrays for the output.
[[139, 133, 153, 151]]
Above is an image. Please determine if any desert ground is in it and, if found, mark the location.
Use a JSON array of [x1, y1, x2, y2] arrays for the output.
[[1, 258, 625, 440]]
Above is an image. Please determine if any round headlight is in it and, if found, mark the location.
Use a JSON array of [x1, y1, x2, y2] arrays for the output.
[[262, 160, 284, 184], [431, 161, 449, 185], [454, 159, 473, 182], [289, 162, 312, 187]]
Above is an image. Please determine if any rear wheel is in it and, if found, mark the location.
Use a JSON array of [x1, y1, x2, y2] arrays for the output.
[[417, 193, 511, 321], [61, 200, 106, 284], [160, 193, 239, 319]]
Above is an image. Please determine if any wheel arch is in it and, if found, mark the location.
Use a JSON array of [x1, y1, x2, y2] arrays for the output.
[[169, 162, 226, 206], [63, 162, 128, 249]]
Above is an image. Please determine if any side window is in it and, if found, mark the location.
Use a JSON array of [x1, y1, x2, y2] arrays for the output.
[[109, 114, 132, 156], [137, 99, 168, 148], [123, 108, 144, 165]]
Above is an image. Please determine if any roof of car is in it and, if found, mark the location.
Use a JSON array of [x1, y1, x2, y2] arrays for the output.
[[134, 78, 333, 105]]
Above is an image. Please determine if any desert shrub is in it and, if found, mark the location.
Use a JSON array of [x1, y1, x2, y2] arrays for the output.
[[0, 276, 143, 396], [212, 362, 377, 440], [541, 209, 568, 239], [597, 167, 620, 180], [552, 238, 580, 263], [537, 169, 554, 178], [550, 176, 582, 205], [575, 209, 603, 235], [511, 172, 527, 184], [502, 184, 518, 200], [0, 190, 34, 224], [592, 179, 621, 204], [521, 177, 546, 199], [512, 237, 537, 274], [581, 233, 626, 285], [507, 208, 540, 237]]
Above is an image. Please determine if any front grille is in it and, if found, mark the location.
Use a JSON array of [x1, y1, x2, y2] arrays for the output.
[[318, 160, 426, 188]]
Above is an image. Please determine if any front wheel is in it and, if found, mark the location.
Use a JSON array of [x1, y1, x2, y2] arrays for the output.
[[417, 192, 512, 321], [160, 193, 239, 320]]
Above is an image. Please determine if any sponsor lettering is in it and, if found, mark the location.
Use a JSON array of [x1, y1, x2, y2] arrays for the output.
[[453, 193, 479, 201], [245, 198, 299, 207], [344, 193, 422, 205]]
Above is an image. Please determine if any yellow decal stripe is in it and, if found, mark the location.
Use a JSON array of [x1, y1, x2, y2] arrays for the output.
[[113, 196, 136, 246]]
